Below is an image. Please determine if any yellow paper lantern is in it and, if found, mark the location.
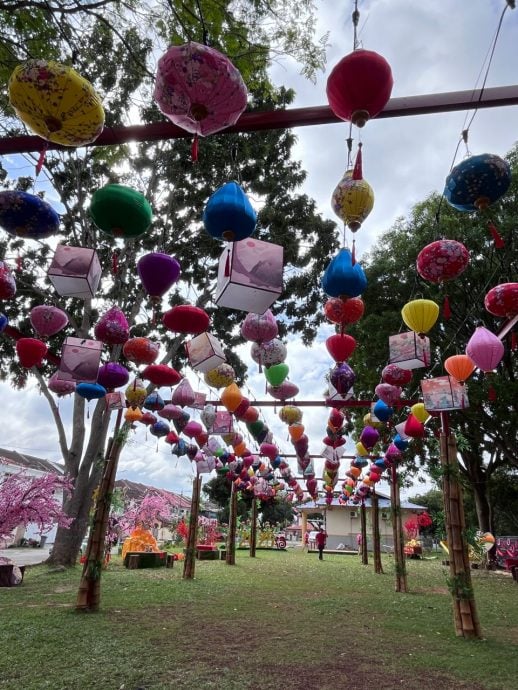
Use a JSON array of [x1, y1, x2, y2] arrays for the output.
[[204, 363, 235, 389], [331, 170, 374, 232], [8, 60, 104, 146], [363, 412, 383, 429], [279, 405, 302, 424], [356, 441, 368, 456], [411, 402, 431, 423], [221, 382, 242, 413], [125, 379, 147, 408], [401, 299, 439, 335]]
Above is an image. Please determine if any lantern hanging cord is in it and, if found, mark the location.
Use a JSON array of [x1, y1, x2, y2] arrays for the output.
[[346, 123, 353, 169], [352, 0, 360, 50], [194, 0, 210, 46]]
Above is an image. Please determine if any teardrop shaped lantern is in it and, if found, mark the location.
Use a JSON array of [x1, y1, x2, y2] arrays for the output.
[[444, 153, 511, 212], [8, 59, 104, 146], [221, 383, 243, 413], [137, 252, 181, 299], [322, 248, 367, 298], [330, 362, 355, 396], [0, 313, 7, 332], [417, 239, 470, 284], [331, 148, 374, 231], [203, 181, 257, 241], [90, 185, 152, 239], [444, 354, 476, 383], [94, 305, 129, 344], [326, 49, 393, 128], [125, 378, 147, 408], [484, 283, 518, 318], [325, 334, 356, 362], [466, 326, 504, 372], [30, 305, 68, 339], [401, 299, 439, 335], [16, 337, 48, 368], [241, 310, 278, 343], [0, 191, 60, 240]]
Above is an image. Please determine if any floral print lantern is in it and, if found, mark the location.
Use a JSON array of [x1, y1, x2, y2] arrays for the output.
[[417, 240, 469, 284], [94, 306, 129, 345], [331, 147, 374, 233], [8, 60, 104, 146], [0, 191, 60, 240], [444, 153, 511, 212], [30, 305, 68, 339], [484, 283, 518, 318]]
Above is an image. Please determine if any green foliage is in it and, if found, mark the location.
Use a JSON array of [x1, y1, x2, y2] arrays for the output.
[[258, 494, 295, 527]]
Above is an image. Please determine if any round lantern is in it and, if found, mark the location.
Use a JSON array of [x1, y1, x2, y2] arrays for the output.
[[264, 363, 289, 387], [326, 49, 393, 127], [204, 363, 235, 389], [30, 305, 68, 339], [279, 405, 302, 425], [381, 364, 412, 386], [163, 305, 210, 334], [153, 42, 247, 137], [0, 261, 16, 300], [97, 363, 129, 390], [16, 337, 47, 368], [183, 421, 203, 439], [325, 334, 356, 362], [241, 310, 278, 343], [375, 383, 402, 406], [330, 362, 355, 396], [0, 191, 60, 240], [233, 397, 250, 419], [331, 149, 374, 231], [322, 248, 367, 298], [324, 297, 364, 326], [158, 404, 184, 421], [137, 253, 180, 300], [360, 425, 379, 450], [466, 326, 504, 372], [90, 184, 152, 239], [76, 382, 106, 401], [125, 378, 147, 408], [123, 337, 160, 365], [8, 59, 104, 146], [48, 371, 75, 397], [141, 364, 182, 387], [444, 354, 476, 383], [444, 153, 511, 212], [267, 381, 299, 401], [144, 392, 165, 411], [140, 412, 157, 426], [416, 240, 470, 283], [203, 181, 257, 241], [401, 299, 439, 335], [94, 306, 129, 344], [251, 339, 287, 368], [484, 283, 518, 318], [150, 421, 170, 438]]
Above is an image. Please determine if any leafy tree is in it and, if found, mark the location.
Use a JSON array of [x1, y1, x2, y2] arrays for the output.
[[258, 495, 294, 527], [0, 2, 336, 565], [202, 474, 253, 523]]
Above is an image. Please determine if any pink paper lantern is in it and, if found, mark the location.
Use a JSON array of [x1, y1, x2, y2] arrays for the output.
[[30, 305, 68, 338], [389, 331, 430, 369], [466, 326, 504, 372], [171, 377, 195, 407], [94, 306, 129, 345], [421, 376, 468, 411], [57, 336, 102, 383], [241, 310, 278, 343], [48, 371, 76, 397], [375, 383, 402, 406]]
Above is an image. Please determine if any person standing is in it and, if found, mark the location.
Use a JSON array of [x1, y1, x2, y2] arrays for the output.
[[316, 527, 327, 561]]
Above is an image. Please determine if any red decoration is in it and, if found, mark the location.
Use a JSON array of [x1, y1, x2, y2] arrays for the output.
[[416, 239, 470, 284], [141, 364, 182, 387], [123, 337, 160, 365], [325, 333, 356, 362], [326, 49, 393, 128], [162, 305, 210, 334], [16, 337, 48, 368], [324, 297, 364, 326], [404, 414, 425, 438], [381, 364, 412, 386], [488, 222, 505, 249], [484, 283, 518, 318]]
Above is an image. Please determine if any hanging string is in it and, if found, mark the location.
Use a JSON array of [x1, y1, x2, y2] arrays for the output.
[[352, 0, 360, 51], [191, 133, 199, 163]]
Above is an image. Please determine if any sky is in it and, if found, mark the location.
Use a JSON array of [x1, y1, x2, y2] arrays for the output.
[[1, 0, 517, 501]]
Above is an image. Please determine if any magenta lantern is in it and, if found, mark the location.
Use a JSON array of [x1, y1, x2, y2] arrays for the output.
[[137, 252, 180, 299], [466, 326, 504, 372], [416, 239, 470, 284], [30, 305, 68, 338], [359, 425, 379, 450], [97, 362, 129, 390], [484, 283, 518, 318], [94, 306, 129, 345]]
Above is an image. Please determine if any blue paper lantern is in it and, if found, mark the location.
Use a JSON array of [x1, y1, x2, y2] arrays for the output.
[[393, 433, 409, 451], [144, 392, 165, 411], [203, 181, 257, 241], [322, 248, 367, 297], [373, 399, 393, 422], [374, 458, 387, 471], [444, 153, 511, 212], [172, 439, 188, 456], [0, 313, 8, 332], [150, 420, 169, 437], [0, 190, 60, 240], [353, 456, 369, 468], [76, 382, 106, 401]]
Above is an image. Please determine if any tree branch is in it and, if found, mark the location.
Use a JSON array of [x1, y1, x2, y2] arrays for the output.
[[32, 367, 69, 462]]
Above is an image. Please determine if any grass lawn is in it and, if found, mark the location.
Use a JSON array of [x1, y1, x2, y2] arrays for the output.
[[1, 549, 517, 690]]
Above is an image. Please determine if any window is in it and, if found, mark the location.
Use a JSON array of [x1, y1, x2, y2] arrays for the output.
[[350, 510, 358, 518]]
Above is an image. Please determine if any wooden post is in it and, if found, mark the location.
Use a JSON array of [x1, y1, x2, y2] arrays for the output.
[[226, 482, 238, 565], [76, 409, 122, 612], [360, 499, 368, 565], [440, 416, 481, 639], [300, 511, 308, 547], [372, 488, 384, 574], [183, 474, 202, 580], [250, 498, 258, 558], [390, 464, 408, 593]]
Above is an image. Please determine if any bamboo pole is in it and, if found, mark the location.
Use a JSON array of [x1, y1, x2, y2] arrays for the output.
[[360, 500, 368, 565], [226, 483, 238, 565], [250, 498, 257, 558], [76, 409, 122, 612], [183, 475, 201, 580], [372, 488, 384, 574], [390, 464, 408, 593]]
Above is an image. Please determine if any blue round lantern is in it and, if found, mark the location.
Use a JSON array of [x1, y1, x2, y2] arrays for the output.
[[144, 392, 165, 411], [172, 439, 188, 456], [353, 456, 369, 468], [0, 190, 60, 240], [374, 458, 387, 471], [203, 181, 257, 241], [373, 399, 393, 422], [393, 433, 409, 451], [322, 248, 367, 298], [150, 420, 169, 437], [0, 313, 8, 332], [76, 382, 107, 401], [444, 153, 511, 212]]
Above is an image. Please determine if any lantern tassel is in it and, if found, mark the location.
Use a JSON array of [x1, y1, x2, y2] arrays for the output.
[[191, 134, 199, 162], [443, 294, 451, 320], [511, 331, 517, 351], [258, 353, 262, 374], [488, 383, 497, 402], [352, 144, 363, 181], [224, 248, 231, 277], [35, 144, 48, 176], [488, 222, 505, 249]]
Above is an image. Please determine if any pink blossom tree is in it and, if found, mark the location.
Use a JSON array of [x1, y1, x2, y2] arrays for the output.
[[0, 470, 73, 542], [117, 491, 176, 537]]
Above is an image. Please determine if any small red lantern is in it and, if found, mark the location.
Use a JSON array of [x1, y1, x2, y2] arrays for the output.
[[123, 337, 160, 365], [326, 49, 393, 128], [324, 297, 364, 326], [141, 364, 182, 387], [16, 337, 48, 368], [325, 334, 356, 362], [484, 282, 518, 318], [381, 364, 412, 386], [162, 305, 210, 334]]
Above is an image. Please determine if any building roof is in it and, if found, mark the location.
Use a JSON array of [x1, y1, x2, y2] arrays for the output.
[[114, 479, 191, 509], [0, 448, 64, 475], [298, 494, 426, 511]]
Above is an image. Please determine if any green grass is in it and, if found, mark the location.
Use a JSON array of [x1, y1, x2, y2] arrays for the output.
[[1, 551, 517, 689]]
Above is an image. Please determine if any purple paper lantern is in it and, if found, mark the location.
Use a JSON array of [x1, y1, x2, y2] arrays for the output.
[[359, 425, 379, 450], [330, 362, 355, 396], [137, 252, 181, 299], [97, 362, 129, 390]]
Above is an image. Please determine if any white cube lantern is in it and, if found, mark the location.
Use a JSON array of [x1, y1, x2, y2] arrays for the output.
[[389, 331, 431, 370], [421, 376, 468, 411], [57, 336, 103, 383], [215, 238, 283, 313], [185, 332, 226, 373], [48, 245, 102, 299]]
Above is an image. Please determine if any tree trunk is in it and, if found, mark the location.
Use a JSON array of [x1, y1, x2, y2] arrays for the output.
[[226, 483, 237, 566], [390, 464, 408, 593], [372, 489, 384, 574], [183, 475, 201, 580], [360, 500, 368, 565], [472, 480, 492, 533], [250, 498, 257, 558]]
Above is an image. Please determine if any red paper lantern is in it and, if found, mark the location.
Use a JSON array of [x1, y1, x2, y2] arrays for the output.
[[324, 297, 364, 326], [416, 239, 469, 284], [326, 49, 393, 128], [484, 282, 518, 318], [404, 414, 425, 438], [141, 364, 182, 387], [162, 305, 210, 334], [325, 333, 356, 362], [123, 337, 160, 365], [381, 364, 412, 386], [16, 337, 48, 368]]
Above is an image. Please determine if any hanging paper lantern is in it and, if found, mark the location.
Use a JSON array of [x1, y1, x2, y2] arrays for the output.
[[444, 153, 511, 212], [183, 421, 203, 439], [322, 248, 367, 298], [330, 362, 355, 396], [158, 404, 184, 421], [200, 404, 217, 430], [416, 239, 470, 284], [141, 364, 182, 387], [251, 339, 287, 368], [203, 181, 257, 241], [48, 371, 76, 397], [444, 354, 476, 383], [125, 378, 147, 408], [381, 364, 412, 386], [125, 407, 143, 423], [173, 410, 191, 433], [150, 421, 170, 438], [410, 403, 431, 424], [484, 283, 518, 318], [137, 252, 181, 299], [139, 411, 157, 426], [267, 381, 299, 401], [0, 191, 60, 240], [375, 383, 402, 406], [324, 297, 365, 327], [264, 363, 289, 387], [94, 306, 129, 344], [325, 334, 356, 362], [404, 414, 425, 438], [163, 305, 210, 334], [204, 363, 235, 389], [331, 150, 374, 231], [8, 59, 104, 146], [360, 426, 379, 450], [76, 382, 106, 401], [144, 392, 165, 411], [221, 383, 243, 413], [373, 399, 393, 422], [288, 423, 305, 442], [16, 337, 47, 368], [466, 326, 504, 372], [171, 378, 195, 407], [279, 405, 302, 425], [97, 363, 129, 390], [0, 261, 16, 299], [326, 49, 393, 127], [242, 406, 259, 423], [401, 299, 439, 335], [363, 412, 383, 429], [29, 305, 68, 339], [393, 433, 409, 451], [154, 42, 247, 137], [165, 430, 179, 444], [241, 310, 278, 343], [233, 397, 250, 419], [47, 244, 101, 299], [384, 444, 402, 463], [123, 337, 160, 365], [90, 185, 152, 239]]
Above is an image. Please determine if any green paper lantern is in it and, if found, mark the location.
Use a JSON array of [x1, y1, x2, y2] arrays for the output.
[[246, 420, 264, 437], [90, 184, 152, 239], [264, 363, 289, 387]]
